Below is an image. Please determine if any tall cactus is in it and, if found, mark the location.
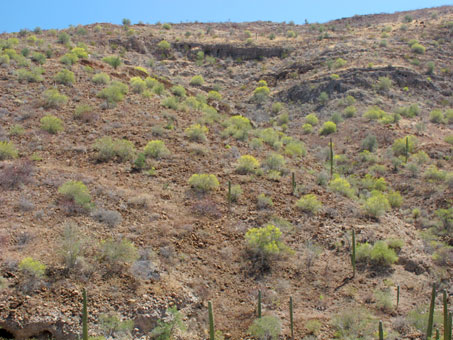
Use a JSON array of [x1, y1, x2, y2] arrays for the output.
[[436, 328, 440, 340], [427, 284, 437, 339], [329, 138, 334, 178], [208, 301, 215, 340], [444, 290, 448, 340], [291, 172, 296, 196], [379, 320, 384, 340], [447, 312, 452, 340], [289, 296, 294, 340], [258, 290, 262, 318], [82, 288, 88, 340], [227, 181, 231, 204], [351, 229, 356, 278], [396, 285, 400, 310], [405, 136, 409, 163]]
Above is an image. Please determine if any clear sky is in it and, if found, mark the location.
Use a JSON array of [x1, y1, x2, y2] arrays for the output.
[[1, 0, 452, 33]]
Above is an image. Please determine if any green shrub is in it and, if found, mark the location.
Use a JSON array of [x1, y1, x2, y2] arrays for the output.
[[185, 124, 208, 142], [370, 240, 398, 266], [162, 23, 171, 30], [0, 54, 10, 65], [264, 152, 286, 172], [296, 194, 322, 214], [423, 165, 446, 182], [153, 82, 165, 95], [445, 135, 453, 145], [92, 72, 110, 84], [42, 89, 68, 108], [188, 174, 219, 192], [319, 121, 336, 135], [286, 30, 296, 38], [411, 43, 426, 54], [94, 137, 136, 162], [318, 91, 329, 105], [245, 225, 286, 257], [356, 242, 372, 262], [361, 134, 378, 152], [387, 238, 404, 252], [333, 58, 347, 69], [392, 135, 416, 156], [40, 115, 63, 134], [60, 53, 78, 66], [57, 32, 71, 44], [374, 290, 393, 312], [71, 47, 88, 58], [0, 141, 18, 160], [19, 257, 46, 278], [99, 313, 134, 337], [16, 67, 44, 82], [150, 307, 185, 340], [429, 109, 444, 123], [74, 104, 95, 122], [122, 18, 131, 26], [248, 315, 281, 340], [343, 105, 356, 118], [229, 184, 242, 202], [377, 76, 392, 91], [130, 77, 146, 93], [302, 123, 313, 134], [190, 75, 204, 86], [236, 155, 260, 174], [329, 176, 355, 198], [161, 96, 179, 110], [103, 56, 122, 69], [257, 193, 274, 209], [58, 180, 92, 210], [305, 113, 319, 125], [387, 191, 403, 208], [363, 106, 386, 120], [396, 104, 420, 118], [208, 90, 222, 101], [271, 102, 283, 114], [157, 40, 171, 54], [9, 124, 25, 136], [97, 81, 128, 107], [54, 69, 75, 85], [145, 77, 159, 89], [332, 308, 375, 340], [31, 52, 46, 64], [143, 140, 170, 159], [100, 239, 138, 267], [445, 109, 453, 124], [362, 190, 390, 218], [222, 115, 252, 140], [171, 85, 186, 98], [253, 86, 270, 102], [285, 140, 306, 157]]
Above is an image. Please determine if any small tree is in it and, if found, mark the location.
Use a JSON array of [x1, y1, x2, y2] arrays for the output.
[[102, 56, 122, 69]]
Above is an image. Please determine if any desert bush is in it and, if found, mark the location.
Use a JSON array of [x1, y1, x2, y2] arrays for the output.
[[302, 123, 313, 134], [374, 290, 393, 312], [208, 90, 222, 101], [248, 315, 281, 340], [360, 174, 387, 192], [42, 89, 68, 108], [357, 240, 398, 267], [392, 135, 416, 156], [287, 30, 296, 38], [411, 43, 426, 54], [153, 83, 165, 96], [257, 128, 280, 149], [40, 115, 63, 134], [31, 52, 46, 64], [143, 140, 170, 159], [19, 257, 46, 279], [423, 165, 446, 182], [54, 69, 75, 85], [319, 121, 336, 135], [150, 306, 185, 340], [157, 40, 171, 55], [71, 47, 88, 58], [429, 109, 444, 123], [92, 208, 122, 228], [58, 180, 92, 211], [408, 305, 442, 333], [396, 104, 420, 118], [161, 96, 179, 110], [60, 223, 85, 269], [445, 109, 453, 124], [94, 137, 136, 162], [361, 134, 378, 152], [100, 239, 138, 267], [171, 85, 186, 98], [435, 207, 453, 232], [236, 155, 260, 174], [377, 76, 392, 91], [144, 77, 158, 89], [123, 77, 144, 95], [188, 174, 219, 193], [190, 75, 204, 86], [74, 104, 95, 122], [332, 58, 347, 69], [363, 106, 386, 120], [57, 32, 71, 44], [329, 176, 355, 198], [285, 140, 306, 157], [343, 105, 356, 118], [387, 191, 403, 208], [445, 135, 453, 145], [92, 72, 110, 85], [102, 56, 122, 69], [185, 124, 208, 142], [0, 160, 33, 189], [296, 194, 322, 214], [387, 238, 404, 252], [0, 141, 18, 160], [97, 81, 128, 107], [264, 152, 286, 173], [305, 113, 318, 125], [60, 52, 79, 66], [8, 123, 24, 135], [257, 193, 273, 209], [362, 190, 390, 218], [245, 224, 287, 258], [229, 184, 242, 202], [222, 115, 252, 140], [253, 86, 270, 103], [271, 102, 283, 114], [16, 67, 44, 82], [318, 91, 329, 105], [332, 308, 376, 339], [0, 54, 10, 65]]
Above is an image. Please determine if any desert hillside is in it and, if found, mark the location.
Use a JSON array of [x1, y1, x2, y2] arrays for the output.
[[0, 5, 452, 340]]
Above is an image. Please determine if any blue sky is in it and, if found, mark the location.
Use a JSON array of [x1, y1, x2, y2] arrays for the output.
[[1, 0, 452, 33]]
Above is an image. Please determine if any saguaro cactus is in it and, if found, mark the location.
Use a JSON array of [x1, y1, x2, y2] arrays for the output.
[[82, 288, 88, 340], [329, 138, 334, 178], [208, 301, 215, 340], [427, 284, 437, 339], [258, 290, 262, 318], [291, 172, 296, 196], [351, 229, 356, 278], [379, 320, 384, 340], [289, 296, 294, 340], [396, 285, 400, 310]]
